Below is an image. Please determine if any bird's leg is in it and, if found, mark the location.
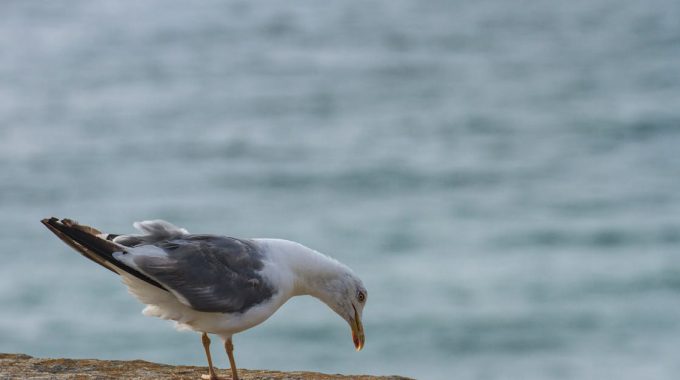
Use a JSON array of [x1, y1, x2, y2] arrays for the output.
[[224, 337, 239, 380], [200, 332, 220, 380]]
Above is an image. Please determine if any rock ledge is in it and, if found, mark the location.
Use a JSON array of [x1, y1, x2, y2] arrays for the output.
[[0, 353, 411, 380]]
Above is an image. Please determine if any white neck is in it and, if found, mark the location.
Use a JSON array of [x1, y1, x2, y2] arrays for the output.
[[255, 238, 351, 302]]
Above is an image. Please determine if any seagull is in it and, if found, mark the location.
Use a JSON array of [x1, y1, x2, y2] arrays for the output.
[[41, 217, 367, 380]]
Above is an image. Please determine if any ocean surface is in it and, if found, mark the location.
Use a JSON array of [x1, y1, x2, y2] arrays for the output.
[[2, 1, 680, 379]]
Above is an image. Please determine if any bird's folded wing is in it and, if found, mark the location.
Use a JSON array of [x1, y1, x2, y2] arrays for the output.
[[115, 235, 276, 314]]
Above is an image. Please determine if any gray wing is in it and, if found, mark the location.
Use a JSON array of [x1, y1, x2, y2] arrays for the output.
[[121, 234, 275, 313]]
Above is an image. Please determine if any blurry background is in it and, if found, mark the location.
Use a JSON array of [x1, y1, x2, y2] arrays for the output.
[[1, 1, 680, 379]]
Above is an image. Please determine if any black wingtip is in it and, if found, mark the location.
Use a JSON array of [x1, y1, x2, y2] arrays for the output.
[[41, 217, 58, 226], [41, 216, 168, 292], [41, 217, 117, 273]]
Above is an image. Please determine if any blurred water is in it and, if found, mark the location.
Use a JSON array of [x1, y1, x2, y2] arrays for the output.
[[1, 1, 680, 379]]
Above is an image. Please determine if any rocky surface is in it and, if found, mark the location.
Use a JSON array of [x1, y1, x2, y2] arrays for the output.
[[0, 353, 411, 380]]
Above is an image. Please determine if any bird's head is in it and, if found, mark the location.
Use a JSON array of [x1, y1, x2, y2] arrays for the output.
[[319, 271, 367, 351], [273, 239, 368, 351]]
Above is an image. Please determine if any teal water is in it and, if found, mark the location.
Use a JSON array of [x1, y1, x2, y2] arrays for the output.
[[2, 1, 680, 379]]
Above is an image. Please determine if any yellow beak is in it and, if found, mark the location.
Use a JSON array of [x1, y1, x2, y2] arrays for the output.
[[351, 305, 365, 351]]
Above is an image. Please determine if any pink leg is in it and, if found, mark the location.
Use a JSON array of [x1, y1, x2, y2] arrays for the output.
[[224, 337, 239, 380], [200, 332, 220, 380]]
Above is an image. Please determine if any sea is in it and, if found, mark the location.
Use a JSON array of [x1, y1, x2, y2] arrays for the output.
[[1, 1, 680, 379]]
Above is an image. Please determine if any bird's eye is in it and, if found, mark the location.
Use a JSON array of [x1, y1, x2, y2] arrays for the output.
[[357, 291, 366, 303]]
